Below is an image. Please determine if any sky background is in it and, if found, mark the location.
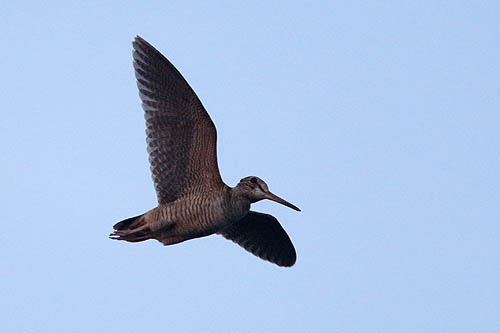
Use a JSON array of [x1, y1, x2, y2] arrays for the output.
[[2, 1, 499, 332]]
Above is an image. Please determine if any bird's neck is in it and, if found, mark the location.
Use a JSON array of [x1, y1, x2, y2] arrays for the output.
[[229, 186, 251, 218]]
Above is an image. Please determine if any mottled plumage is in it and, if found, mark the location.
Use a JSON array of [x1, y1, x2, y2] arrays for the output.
[[110, 36, 300, 267]]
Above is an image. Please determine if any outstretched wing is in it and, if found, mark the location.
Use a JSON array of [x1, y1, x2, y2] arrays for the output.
[[220, 211, 297, 267], [132, 36, 224, 204]]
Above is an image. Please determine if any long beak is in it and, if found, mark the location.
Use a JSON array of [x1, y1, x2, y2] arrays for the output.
[[265, 191, 301, 212]]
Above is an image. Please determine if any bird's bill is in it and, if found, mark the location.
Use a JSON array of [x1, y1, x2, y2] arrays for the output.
[[265, 192, 301, 212]]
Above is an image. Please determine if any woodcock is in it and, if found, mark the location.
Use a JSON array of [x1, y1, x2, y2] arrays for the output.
[[110, 36, 301, 267]]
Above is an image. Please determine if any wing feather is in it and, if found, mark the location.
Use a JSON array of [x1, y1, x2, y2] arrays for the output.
[[132, 36, 224, 204], [220, 211, 297, 267]]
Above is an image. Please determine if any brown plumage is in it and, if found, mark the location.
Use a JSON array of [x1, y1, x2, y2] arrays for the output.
[[110, 36, 300, 267]]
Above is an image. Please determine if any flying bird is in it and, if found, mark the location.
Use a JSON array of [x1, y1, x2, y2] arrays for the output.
[[110, 36, 301, 267]]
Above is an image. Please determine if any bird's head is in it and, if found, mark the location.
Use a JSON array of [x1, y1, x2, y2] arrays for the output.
[[236, 176, 300, 211]]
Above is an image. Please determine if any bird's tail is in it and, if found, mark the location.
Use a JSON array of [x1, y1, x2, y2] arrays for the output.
[[109, 214, 151, 242]]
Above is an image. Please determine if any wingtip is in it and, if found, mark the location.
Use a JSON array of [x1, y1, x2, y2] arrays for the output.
[[132, 36, 163, 61], [132, 35, 146, 51], [275, 255, 296, 267]]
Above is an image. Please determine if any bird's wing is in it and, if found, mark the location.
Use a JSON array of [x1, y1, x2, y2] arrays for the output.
[[219, 211, 296, 267], [132, 36, 225, 204]]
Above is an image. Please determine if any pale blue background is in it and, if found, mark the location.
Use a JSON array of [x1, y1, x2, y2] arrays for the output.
[[2, 1, 499, 332]]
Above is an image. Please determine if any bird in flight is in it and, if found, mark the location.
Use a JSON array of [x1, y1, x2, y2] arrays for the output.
[[110, 36, 301, 267]]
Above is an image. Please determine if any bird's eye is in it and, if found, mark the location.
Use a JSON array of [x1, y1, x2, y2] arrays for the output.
[[250, 177, 257, 183]]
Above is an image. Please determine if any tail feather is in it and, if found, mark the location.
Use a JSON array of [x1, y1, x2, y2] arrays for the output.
[[113, 214, 144, 230], [110, 214, 151, 242]]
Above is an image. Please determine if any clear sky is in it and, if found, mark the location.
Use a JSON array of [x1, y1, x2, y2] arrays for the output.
[[2, 1, 499, 332]]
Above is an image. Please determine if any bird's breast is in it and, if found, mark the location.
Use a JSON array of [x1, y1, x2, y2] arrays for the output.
[[223, 196, 251, 224]]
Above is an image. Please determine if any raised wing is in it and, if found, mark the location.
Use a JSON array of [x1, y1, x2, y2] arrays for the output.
[[220, 211, 297, 267], [133, 36, 224, 204]]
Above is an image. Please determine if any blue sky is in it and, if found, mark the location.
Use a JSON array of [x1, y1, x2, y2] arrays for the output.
[[2, 1, 499, 332]]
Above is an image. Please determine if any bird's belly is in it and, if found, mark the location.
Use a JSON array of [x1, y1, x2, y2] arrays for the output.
[[153, 198, 230, 236]]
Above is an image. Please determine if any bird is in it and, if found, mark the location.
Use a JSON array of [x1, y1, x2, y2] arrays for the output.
[[110, 36, 301, 267]]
